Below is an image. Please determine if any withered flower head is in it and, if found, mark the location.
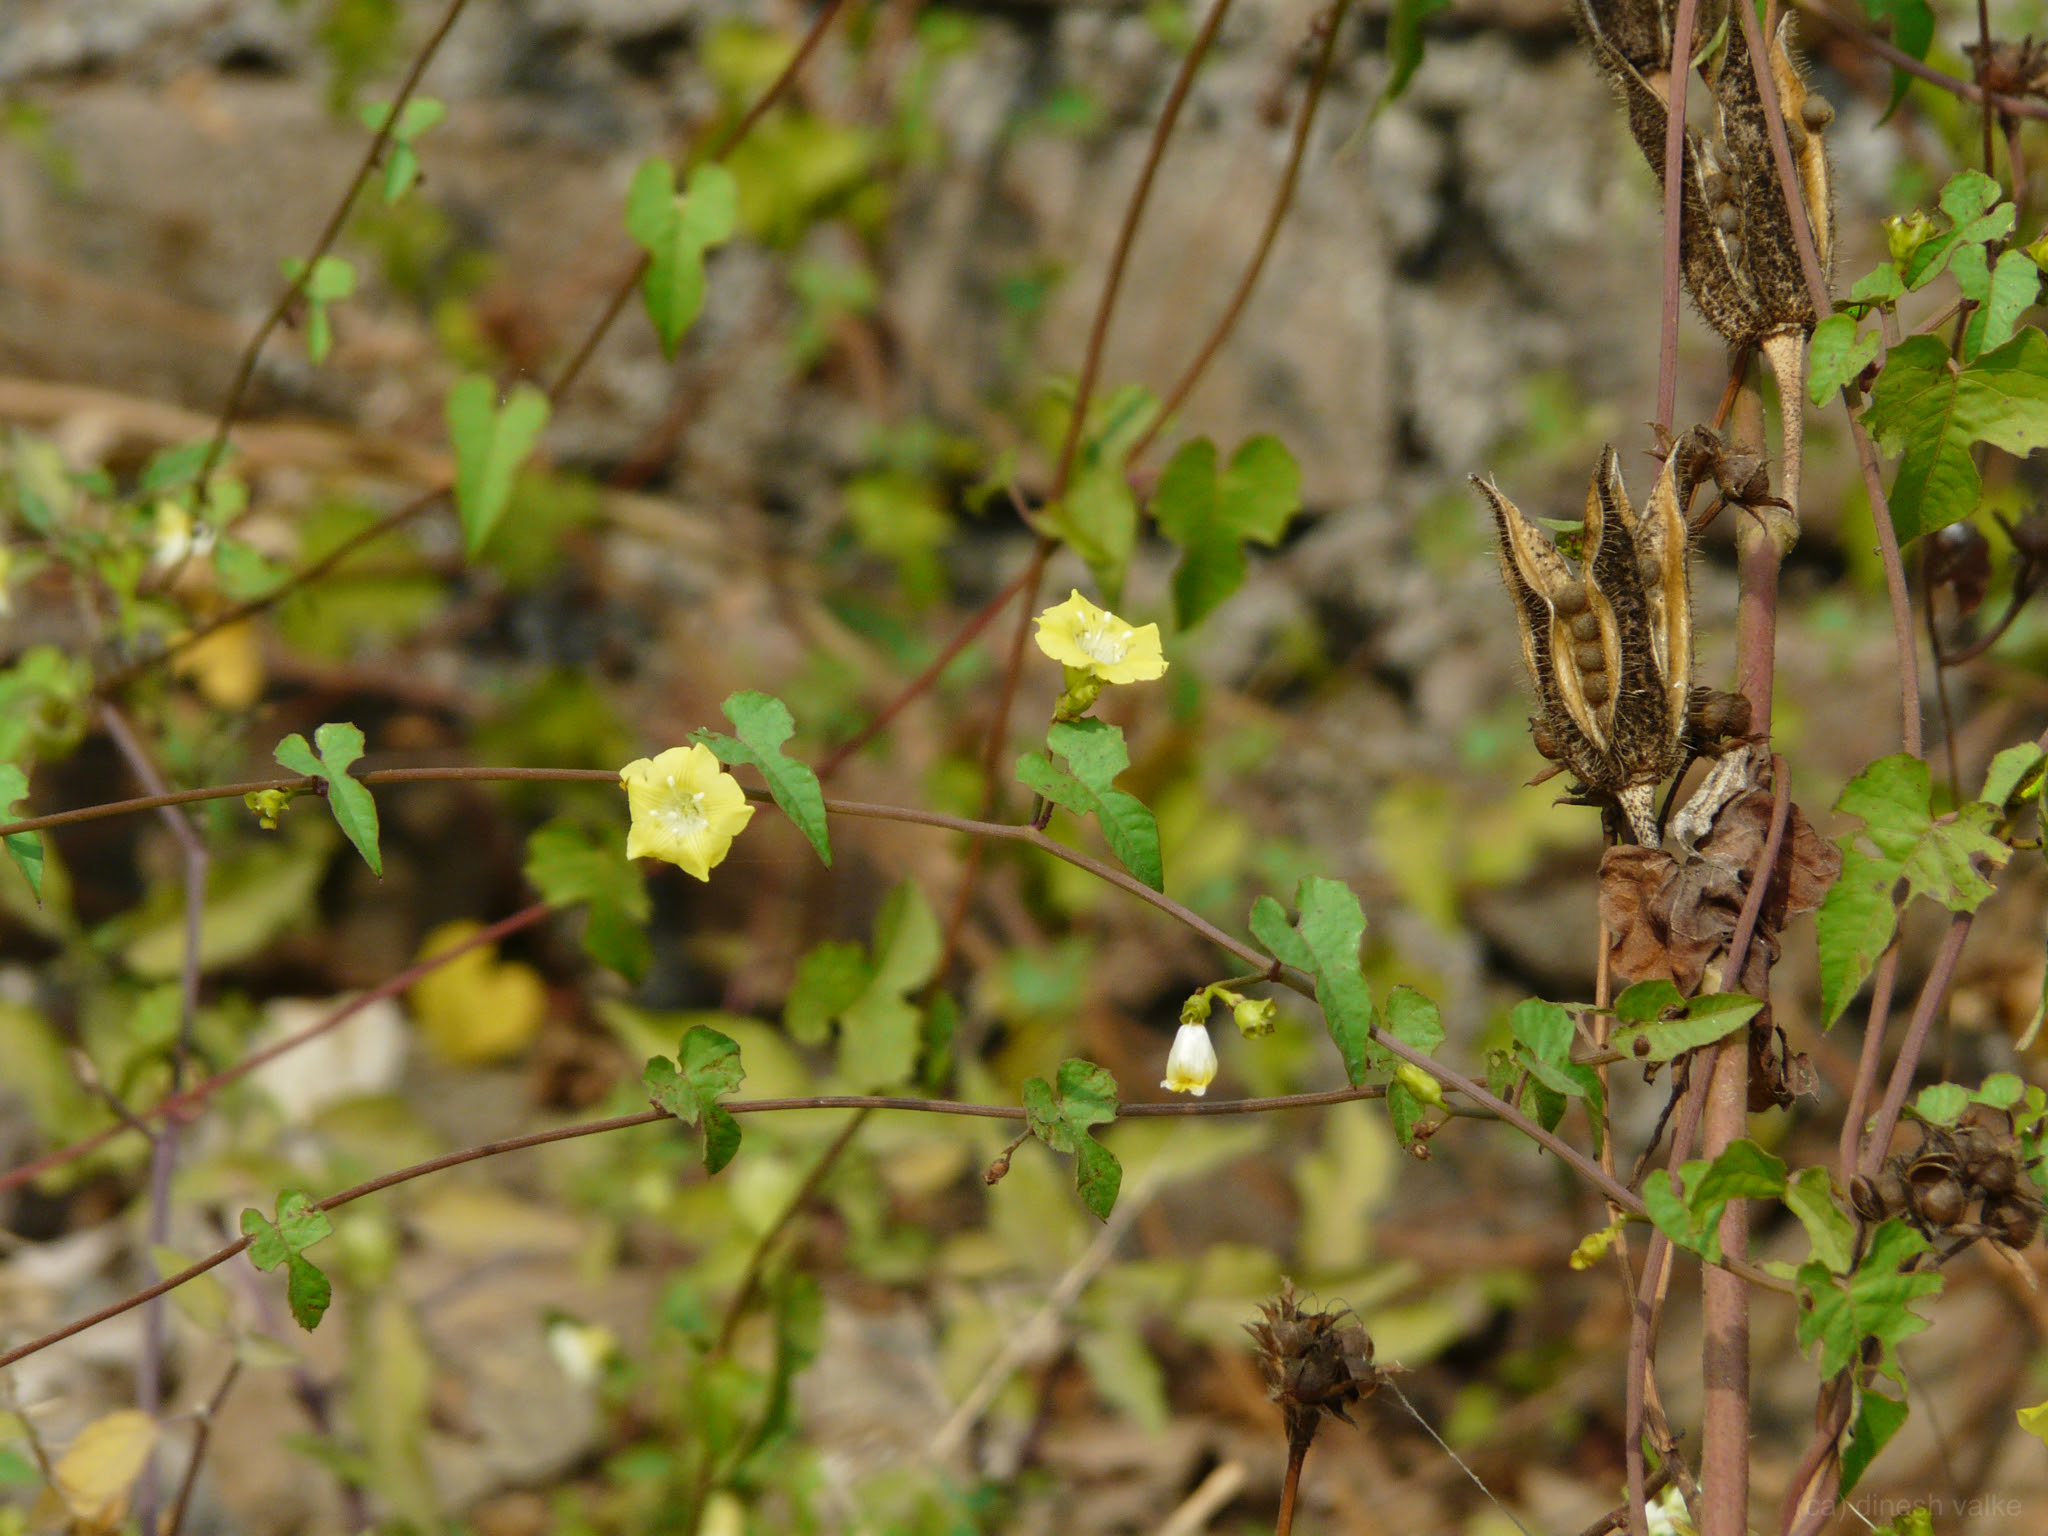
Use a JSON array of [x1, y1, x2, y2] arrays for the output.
[[1576, 0, 1833, 346], [1245, 1280, 1383, 1455], [1474, 439, 1705, 843]]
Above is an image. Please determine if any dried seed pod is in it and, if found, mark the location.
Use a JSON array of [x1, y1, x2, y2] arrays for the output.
[[1477, 436, 1704, 843], [1984, 1195, 2042, 1249], [1574, 0, 1834, 349], [1850, 1174, 1889, 1222], [1875, 1163, 1911, 1217], [1246, 1281, 1383, 1456], [1909, 1172, 1967, 1229]]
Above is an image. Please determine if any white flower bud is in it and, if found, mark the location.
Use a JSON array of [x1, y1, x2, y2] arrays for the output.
[[1161, 1022, 1218, 1097]]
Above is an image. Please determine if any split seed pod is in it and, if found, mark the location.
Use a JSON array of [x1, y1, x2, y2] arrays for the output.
[[1475, 436, 1704, 843], [1576, 0, 1833, 345]]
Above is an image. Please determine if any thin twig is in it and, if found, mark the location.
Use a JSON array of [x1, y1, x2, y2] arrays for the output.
[[0, 902, 552, 1196], [96, 702, 211, 1535], [1859, 914, 1974, 1177], [1049, 0, 1236, 498], [194, 0, 475, 497], [163, 1358, 242, 1536], [1790, 0, 2048, 121], [1654, 0, 1702, 438], [1128, 0, 1352, 465]]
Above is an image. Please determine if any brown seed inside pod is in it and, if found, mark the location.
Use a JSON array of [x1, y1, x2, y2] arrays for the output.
[[1582, 673, 1611, 706], [1723, 238, 1745, 270], [1876, 1164, 1910, 1215], [1713, 202, 1743, 234], [1531, 718, 1562, 760], [1703, 171, 1732, 203], [1911, 1173, 1967, 1229], [1571, 611, 1601, 642], [1801, 95, 1834, 131], [1637, 553, 1662, 589], [1554, 581, 1589, 615], [1573, 641, 1606, 673]]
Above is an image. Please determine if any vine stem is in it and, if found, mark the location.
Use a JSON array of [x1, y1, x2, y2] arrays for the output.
[[1049, 0, 1236, 499], [0, 902, 553, 1197], [193, 0, 474, 498], [1127, 0, 1352, 466], [96, 704, 211, 1535], [1652, 0, 1701, 439], [1789, 0, 2048, 120], [0, 1049, 1791, 1375]]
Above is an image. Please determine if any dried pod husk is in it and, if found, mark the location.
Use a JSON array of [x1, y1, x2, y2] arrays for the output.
[[1983, 1194, 2042, 1249], [1849, 1173, 1890, 1223], [1478, 443, 1703, 844], [1246, 1280, 1382, 1455], [1908, 1170, 1968, 1230], [1574, 0, 1833, 346]]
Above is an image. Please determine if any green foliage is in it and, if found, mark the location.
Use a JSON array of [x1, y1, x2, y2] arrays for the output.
[[624, 160, 739, 354], [1374, 986, 1446, 1145], [240, 1191, 336, 1330], [1022, 1058, 1122, 1220], [1642, 1140, 1788, 1265], [273, 722, 382, 877], [644, 1025, 748, 1174], [780, 881, 942, 1090], [1036, 383, 1156, 604], [358, 97, 446, 203], [446, 375, 551, 557], [1865, 329, 2048, 540], [1017, 719, 1162, 890], [1506, 998, 1602, 1138], [1807, 313, 1880, 403], [1979, 741, 2046, 812], [524, 820, 652, 983], [1841, 1387, 1909, 1497], [1149, 435, 1303, 629], [1911, 1071, 2025, 1128], [0, 763, 42, 899], [1609, 982, 1764, 1062], [1384, 0, 1450, 104], [1859, 0, 1933, 112], [724, 115, 880, 245], [281, 254, 357, 364], [1797, 1219, 1943, 1379], [0, 645, 92, 764], [693, 690, 832, 867], [1815, 754, 2012, 1023], [1252, 878, 1376, 1085]]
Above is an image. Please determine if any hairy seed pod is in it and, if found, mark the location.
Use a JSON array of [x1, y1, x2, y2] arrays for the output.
[[1478, 436, 1706, 843], [1783, 119, 1808, 158]]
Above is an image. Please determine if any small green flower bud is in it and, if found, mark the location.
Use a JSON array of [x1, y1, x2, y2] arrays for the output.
[[245, 788, 295, 829], [1886, 211, 1936, 266], [1392, 1062, 1444, 1108], [1233, 997, 1278, 1038], [1179, 991, 1215, 1027], [1053, 671, 1106, 721]]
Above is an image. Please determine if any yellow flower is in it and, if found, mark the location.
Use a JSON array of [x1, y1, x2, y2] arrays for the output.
[[1033, 590, 1168, 685], [1161, 1021, 1218, 1096], [620, 744, 755, 880]]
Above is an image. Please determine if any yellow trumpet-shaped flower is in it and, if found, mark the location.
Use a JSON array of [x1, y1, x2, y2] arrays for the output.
[[1161, 1021, 1219, 1096], [620, 743, 755, 880], [1033, 590, 1168, 685]]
